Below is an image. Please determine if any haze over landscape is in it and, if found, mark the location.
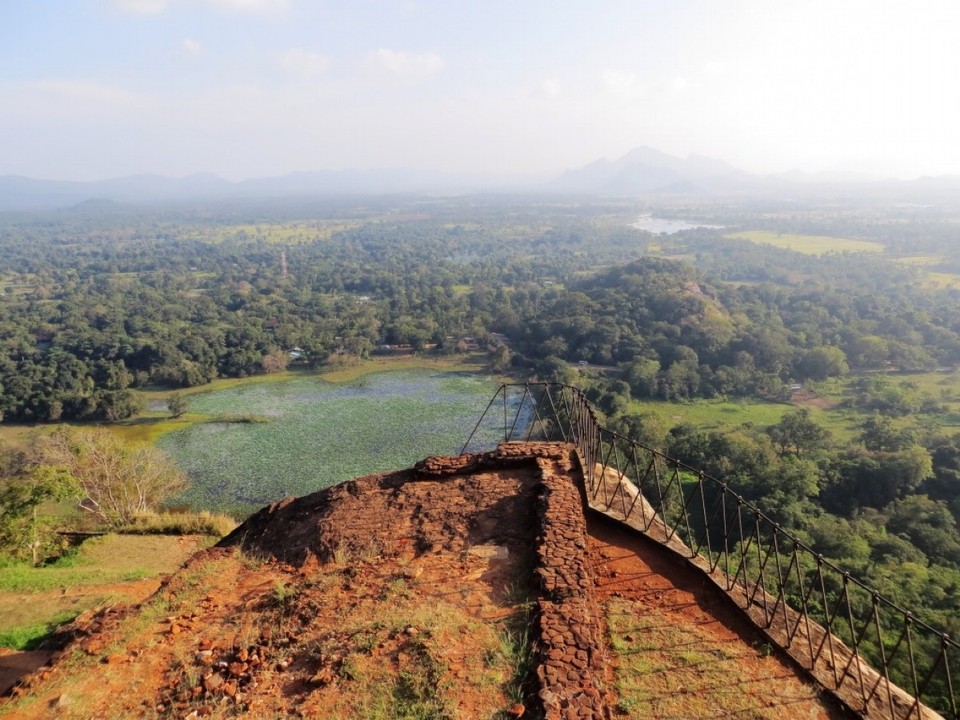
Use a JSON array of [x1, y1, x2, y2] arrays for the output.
[[7, 3, 960, 717], [3, 0, 959, 184]]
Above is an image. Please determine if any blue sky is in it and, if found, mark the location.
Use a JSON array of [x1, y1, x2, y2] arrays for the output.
[[2, 0, 958, 181]]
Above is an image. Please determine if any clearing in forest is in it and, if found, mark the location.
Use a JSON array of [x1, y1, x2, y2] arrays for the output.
[[726, 230, 884, 255]]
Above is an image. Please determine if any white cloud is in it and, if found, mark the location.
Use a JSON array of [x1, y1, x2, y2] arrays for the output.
[[363, 48, 444, 78], [26, 79, 151, 107], [201, 0, 288, 11], [113, 0, 171, 13], [541, 78, 562, 98], [114, 0, 286, 13], [181, 38, 203, 57], [280, 48, 329, 76], [703, 61, 726, 77], [601, 69, 638, 94]]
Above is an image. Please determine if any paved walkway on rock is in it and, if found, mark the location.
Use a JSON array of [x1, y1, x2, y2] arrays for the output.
[[586, 514, 856, 720]]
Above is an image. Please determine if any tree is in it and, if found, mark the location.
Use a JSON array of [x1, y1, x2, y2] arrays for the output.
[[767, 408, 830, 456], [886, 495, 960, 567], [859, 413, 916, 452], [167, 392, 188, 418], [261, 348, 290, 374], [0, 465, 79, 565], [489, 345, 512, 374], [795, 346, 848, 381], [610, 412, 669, 450], [624, 357, 660, 398], [97, 388, 146, 422], [823, 446, 934, 513], [35, 429, 187, 526]]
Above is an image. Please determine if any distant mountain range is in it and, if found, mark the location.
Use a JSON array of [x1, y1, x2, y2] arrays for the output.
[[3, 147, 960, 211]]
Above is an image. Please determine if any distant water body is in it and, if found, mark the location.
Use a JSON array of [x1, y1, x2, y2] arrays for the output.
[[632, 215, 724, 234]]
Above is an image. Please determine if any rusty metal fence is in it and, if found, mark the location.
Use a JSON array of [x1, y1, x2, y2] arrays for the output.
[[462, 382, 959, 720]]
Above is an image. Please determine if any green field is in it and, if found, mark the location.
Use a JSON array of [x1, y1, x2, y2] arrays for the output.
[[0, 534, 212, 649], [626, 395, 863, 443], [627, 370, 960, 445], [725, 230, 885, 255], [630, 399, 836, 430], [893, 255, 960, 289], [181, 220, 362, 245], [923, 272, 960, 290], [156, 369, 507, 514], [0, 272, 38, 297]]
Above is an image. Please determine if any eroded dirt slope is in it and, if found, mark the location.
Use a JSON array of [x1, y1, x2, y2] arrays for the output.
[[2, 446, 858, 720]]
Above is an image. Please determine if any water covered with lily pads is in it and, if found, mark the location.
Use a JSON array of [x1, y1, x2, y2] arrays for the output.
[[158, 370, 518, 515]]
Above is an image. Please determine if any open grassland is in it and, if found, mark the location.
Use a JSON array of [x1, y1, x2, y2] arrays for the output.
[[628, 397, 791, 430], [893, 255, 960, 289], [156, 369, 507, 515], [180, 221, 363, 245], [314, 353, 488, 383], [0, 534, 213, 650], [0, 423, 42, 450], [725, 230, 884, 255], [630, 395, 863, 442], [627, 396, 860, 443], [897, 255, 943, 266], [923, 272, 960, 290], [0, 273, 38, 297], [626, 370, 960, 443]]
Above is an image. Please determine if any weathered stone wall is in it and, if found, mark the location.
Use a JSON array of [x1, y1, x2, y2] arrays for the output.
[[528, 446, 608, 720]]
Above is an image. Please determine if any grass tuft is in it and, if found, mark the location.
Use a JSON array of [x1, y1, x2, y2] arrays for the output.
[[118, 510, 238, 537]]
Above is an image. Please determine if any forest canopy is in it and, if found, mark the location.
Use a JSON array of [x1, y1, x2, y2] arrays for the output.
[[2, 195, 960, 640]]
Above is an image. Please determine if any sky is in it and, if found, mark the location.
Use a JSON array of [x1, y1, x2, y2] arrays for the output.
[[2, 0, 959, 182]]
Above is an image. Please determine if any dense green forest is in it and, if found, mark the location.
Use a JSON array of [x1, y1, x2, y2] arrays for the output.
[[3, 194, 960, 646]]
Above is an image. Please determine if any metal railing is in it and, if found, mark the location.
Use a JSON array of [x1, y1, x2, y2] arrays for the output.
[[462, 383, 959, 720]]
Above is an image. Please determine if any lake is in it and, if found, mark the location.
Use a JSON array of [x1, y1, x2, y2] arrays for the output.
[[158, 370, 513, 515], [632, 215, 724, 234]]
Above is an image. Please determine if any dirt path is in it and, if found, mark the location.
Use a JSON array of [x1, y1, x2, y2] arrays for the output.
[[586, 514, 855, 719]]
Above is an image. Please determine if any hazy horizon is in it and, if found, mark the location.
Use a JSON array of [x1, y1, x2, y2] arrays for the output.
[[3, 1, 958, 183]]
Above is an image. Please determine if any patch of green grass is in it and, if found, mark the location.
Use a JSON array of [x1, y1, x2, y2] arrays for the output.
[[118, 510, 237, 536], [0, 271, 38, 297], [842, 370, 960, 431], [925, 272, 960, 290], [0, 534, 207, 594], [627, 395, 861, 442], [629, 370, 960, 447], [0, 534, 212, 651], [0, 558, 147, 594], [628, 397, 791, 432], [0, 611, 78, 650], [108, 414, 196, 444], [316, 354, 486, 383], [725, 230, 885, 255], [181, 221, 362, 246], [0, 423, 41, 449], [893, 256, 960, 288], [496, 612, 534, 704], [392, 641, 451, 719]]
